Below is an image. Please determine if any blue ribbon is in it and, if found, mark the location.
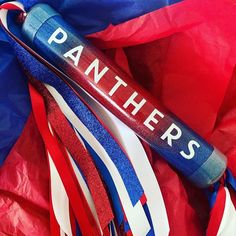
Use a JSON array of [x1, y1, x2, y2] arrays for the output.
[[226, 169, 236, 191], [80, 134, 124, 225]]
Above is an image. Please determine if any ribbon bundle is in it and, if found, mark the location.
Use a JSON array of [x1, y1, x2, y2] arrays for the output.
[[1, 1, 236, 236]]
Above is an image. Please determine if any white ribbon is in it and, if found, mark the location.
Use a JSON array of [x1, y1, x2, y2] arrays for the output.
[[217, 187, 236, 236]]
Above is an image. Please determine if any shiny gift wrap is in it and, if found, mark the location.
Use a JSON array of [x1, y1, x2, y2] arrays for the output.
[[21, 3, 226, 188]]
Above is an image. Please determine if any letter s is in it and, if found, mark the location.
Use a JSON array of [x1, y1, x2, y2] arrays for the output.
[[180, 140, 200, 160]]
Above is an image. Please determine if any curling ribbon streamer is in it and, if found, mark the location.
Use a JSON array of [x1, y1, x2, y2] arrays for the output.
[[29, 70, 148, 232], [43, 77, 145, 207], [50, 107, 120, 235], [44, 84, 137, 236], [45, 84, 151, 236], [76, 88, 170, 236], [42, 82, 138, 233], [28, 83, 100, 235]]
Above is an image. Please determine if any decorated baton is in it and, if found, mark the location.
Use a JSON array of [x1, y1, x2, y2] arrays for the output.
[[20, 3, 226, 187]]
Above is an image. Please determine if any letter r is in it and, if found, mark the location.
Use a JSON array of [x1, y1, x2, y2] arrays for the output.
[[160, 123, 182, 147]]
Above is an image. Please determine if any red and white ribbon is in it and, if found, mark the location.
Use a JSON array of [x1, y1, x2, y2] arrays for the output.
[[0, 2, 25, 28]]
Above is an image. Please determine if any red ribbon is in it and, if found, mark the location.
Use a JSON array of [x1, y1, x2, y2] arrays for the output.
[[69, 204, 77, 236], [49, 195, 61, 236], [206, 186, 226, 236]]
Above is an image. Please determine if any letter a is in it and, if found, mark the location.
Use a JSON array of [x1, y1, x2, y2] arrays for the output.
[[63, 45, 84, 67]]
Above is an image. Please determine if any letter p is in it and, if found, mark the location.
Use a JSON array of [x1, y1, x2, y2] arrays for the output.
[[48, 27, 68, 45]]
